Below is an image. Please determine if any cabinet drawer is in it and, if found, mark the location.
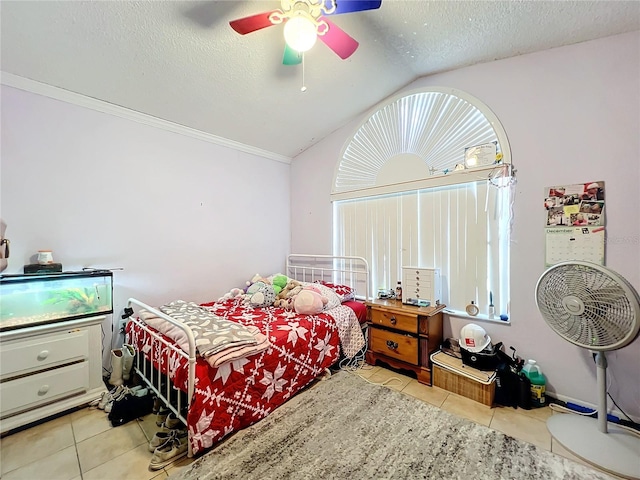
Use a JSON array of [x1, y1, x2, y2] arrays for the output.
[[0, 329, 89, 379], [404, 278, 433, 290], [404, 284, 432, 299], [370, 328, 418, 365], [404, 270, 434, 282], [370, 309, 417, 334], [0, 362, 89, 417]]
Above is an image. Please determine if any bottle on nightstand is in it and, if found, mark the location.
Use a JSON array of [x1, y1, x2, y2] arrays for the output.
[[395, 281, 402, 301]]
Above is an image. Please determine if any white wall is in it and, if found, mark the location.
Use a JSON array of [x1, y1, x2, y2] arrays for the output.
[[1, 85, 291, 366], [291, 32, 640, 419]]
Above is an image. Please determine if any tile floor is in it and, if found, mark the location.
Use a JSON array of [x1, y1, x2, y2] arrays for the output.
[[0, 364, 618, 480]]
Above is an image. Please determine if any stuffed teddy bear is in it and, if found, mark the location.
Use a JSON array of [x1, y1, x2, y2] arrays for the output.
[[277, 279, 302, 299], [273, 279, 303, 309], [294, 285, 328, 315], [273, 296, 295, 310]]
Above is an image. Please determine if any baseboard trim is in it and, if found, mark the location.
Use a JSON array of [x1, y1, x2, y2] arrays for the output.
[[1, 72, 291, 165]]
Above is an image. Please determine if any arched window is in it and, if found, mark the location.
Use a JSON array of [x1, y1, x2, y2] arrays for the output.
[[332, 87, 514, 319]]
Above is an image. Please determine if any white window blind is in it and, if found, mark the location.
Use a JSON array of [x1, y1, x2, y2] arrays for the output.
[[333, 180, 511, 316]]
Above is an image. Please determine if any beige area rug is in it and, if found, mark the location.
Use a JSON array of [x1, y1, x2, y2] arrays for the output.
[[170, 370, 613, 480]]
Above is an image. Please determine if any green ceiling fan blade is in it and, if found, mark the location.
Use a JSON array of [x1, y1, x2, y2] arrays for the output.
[[282, 44, 302, 65]]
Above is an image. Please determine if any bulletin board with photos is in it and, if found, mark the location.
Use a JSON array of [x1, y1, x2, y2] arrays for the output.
[[543, 181, 605, 267]]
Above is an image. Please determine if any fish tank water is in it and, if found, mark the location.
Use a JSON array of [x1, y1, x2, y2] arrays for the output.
[[0, 270, 113, 332]]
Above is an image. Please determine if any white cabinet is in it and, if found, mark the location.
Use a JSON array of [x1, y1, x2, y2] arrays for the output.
[[0, 316, 107, 433], [402, 267, 441, 307]]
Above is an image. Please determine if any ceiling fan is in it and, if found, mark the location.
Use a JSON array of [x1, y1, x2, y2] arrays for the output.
[[229, 0, 382, 65]]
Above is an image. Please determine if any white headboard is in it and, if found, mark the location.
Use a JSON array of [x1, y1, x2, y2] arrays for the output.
[[286, 254, 370, 301]]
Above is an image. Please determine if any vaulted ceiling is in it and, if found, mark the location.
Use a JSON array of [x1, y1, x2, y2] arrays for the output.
[[2, 1, 638, 160]]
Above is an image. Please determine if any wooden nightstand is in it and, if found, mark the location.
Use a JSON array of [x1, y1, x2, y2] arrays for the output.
[[365, 299, 444, 385]]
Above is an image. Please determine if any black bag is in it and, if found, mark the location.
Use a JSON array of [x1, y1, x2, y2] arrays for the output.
[[494, 362, 520, 408], [108, 391, 154, 427], [493, 346, 532, 409], [460, 341, 503, 371]]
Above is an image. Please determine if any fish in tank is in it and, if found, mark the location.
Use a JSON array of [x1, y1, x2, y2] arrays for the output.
[[0, 270, 113, 331]]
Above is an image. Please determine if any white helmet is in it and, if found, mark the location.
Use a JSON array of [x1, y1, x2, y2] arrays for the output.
[[460, 323, 491, 353]]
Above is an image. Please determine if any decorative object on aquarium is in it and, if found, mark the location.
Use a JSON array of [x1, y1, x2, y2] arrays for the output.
[[37, 250, 54, 264], [24, 263, 62, 274]]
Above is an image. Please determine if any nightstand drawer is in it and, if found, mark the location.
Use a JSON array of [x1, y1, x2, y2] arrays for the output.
[[0, 329, 89, 379], [369, 309, 417, 333], [0, 361, 89, 417], [370, 329, 418, 365]]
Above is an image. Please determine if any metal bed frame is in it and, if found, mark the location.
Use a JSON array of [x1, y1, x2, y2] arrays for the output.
[[286, 254, 369, 301], [123, 254, 369, 457]]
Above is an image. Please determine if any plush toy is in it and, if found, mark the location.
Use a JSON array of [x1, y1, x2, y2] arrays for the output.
[[247, 283, 276, 308], [294, 285, 328, 315], [273, 279, 303, 309], [273, 297, 295, 310], [276, 279, 302, 300], [246, 281, 266, 296], [217, 287, 244, 302], [270, 274, 288, 296], [246, 274, 270, 290]]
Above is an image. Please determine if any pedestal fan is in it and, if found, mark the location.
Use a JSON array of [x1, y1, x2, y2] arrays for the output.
[[535, 261, 640, 479]]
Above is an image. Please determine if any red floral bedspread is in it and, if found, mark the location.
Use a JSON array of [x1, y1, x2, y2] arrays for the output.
[[126, 298, 341, 455]]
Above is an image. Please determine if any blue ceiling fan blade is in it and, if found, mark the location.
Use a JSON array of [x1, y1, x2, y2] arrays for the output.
[[329, 1, 382, 15]]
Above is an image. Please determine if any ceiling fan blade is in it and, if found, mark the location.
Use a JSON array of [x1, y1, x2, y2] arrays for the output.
[[283, 44, 302, 65], [329, 1, 382, 15], [318, 17, 359, 59], [229, 11, 278, 35]]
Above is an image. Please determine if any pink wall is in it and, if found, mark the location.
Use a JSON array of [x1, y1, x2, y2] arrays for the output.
[[1, 86, 291, 364], [291, 32, 640, 419]]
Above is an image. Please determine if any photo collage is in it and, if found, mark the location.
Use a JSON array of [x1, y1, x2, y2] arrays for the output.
[[544, 181, 605, 227]]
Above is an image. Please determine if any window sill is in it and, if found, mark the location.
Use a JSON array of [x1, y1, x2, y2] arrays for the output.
[[443, 309, 511, 325]]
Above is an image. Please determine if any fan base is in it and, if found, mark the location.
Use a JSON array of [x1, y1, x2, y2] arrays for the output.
[[548, 414, 640, 479]]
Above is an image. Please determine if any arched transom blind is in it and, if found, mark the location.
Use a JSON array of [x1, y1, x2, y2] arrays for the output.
[[332, 87, 511, 200], [332, 87, 512, 318]]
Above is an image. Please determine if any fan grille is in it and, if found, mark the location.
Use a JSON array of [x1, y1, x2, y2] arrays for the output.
[[536, 262, 640, 350]]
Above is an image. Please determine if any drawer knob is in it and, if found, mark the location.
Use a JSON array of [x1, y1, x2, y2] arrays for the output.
[[389, 316, 397, 325], [386, 340, 398, 350], [37, 350, 50, 361], [38, 385, 50, 396]]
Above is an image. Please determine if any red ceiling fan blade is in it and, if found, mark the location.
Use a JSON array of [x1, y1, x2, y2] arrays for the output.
[[329, 1, 382, 15], [318, 17, 359, 59], [229, 10, 278, 35]]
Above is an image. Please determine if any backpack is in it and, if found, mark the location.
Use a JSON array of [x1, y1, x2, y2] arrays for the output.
[[108, 390, 154, 427]]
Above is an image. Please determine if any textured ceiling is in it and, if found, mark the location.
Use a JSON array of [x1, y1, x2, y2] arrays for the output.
[[2, 1, 639, 159]]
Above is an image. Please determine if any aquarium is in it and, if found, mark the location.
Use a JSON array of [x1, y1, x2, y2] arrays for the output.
[[0, 270, 113, 332]]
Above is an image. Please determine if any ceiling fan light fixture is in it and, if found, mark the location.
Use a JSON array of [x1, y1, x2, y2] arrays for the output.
[[284, 15, 318, 52]]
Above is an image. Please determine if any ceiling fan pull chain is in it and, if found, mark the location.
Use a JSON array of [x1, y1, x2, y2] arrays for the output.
[[301, 53, 307, 92]]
